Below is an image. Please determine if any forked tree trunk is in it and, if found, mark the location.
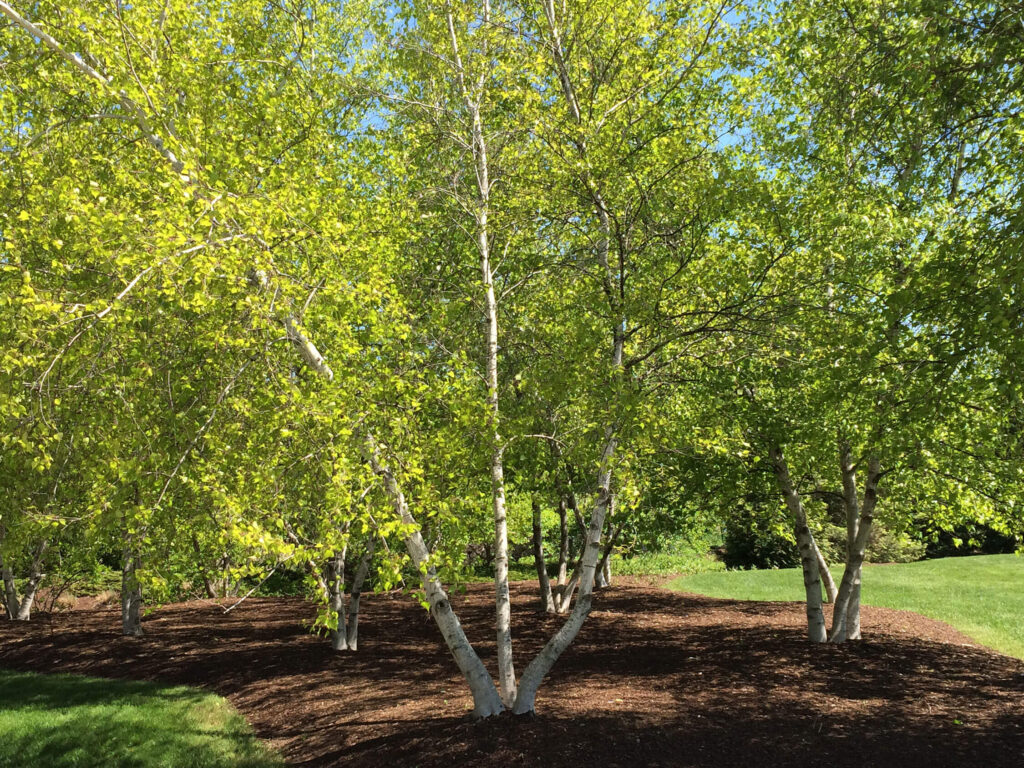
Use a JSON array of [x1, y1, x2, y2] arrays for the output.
[[12, 541, 48, 620], [532, 498, 556, 612], [830, 455, 882, 643], [365, 434, 505, 718], [770, 445, 827, 643], [345, 539, 375, 651], [1, 559, 45, 621], [551, 480, 587, 613], [512, 428, 619, 714]]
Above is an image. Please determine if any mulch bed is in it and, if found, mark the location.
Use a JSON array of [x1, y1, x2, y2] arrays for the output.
[[1, 580, 1022, 767]]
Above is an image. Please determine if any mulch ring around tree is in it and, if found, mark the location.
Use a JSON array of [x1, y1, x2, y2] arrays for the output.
[[1, 580, 1022, 768]]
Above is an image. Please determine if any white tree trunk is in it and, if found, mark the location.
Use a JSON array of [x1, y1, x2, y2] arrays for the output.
[[345, 540, 375, 651], [813, 538, 838, 604], [328, 549, 349, 651], [830, 457, 882, 643], [121, 548, 144, 637], [444, 1, 517, 708], [364, 434, 504, 718], [596, 552, 612, 589], [12, 541, 48, 621], [594, 513, 621, 591], [770, 445, 827, 643], [838, 441, 864, 639], [556, 497, 569, 587], [0, 528, 48, 620], [532, 497, 556, 612]]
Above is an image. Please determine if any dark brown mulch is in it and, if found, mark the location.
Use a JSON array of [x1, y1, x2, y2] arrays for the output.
[[1, 581, 1022, 768]]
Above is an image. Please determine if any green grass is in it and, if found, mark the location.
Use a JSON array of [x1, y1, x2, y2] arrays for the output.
[[667, 554, 1024, 659], [0, 669, 281, 768], [613, 550, 726, 576]]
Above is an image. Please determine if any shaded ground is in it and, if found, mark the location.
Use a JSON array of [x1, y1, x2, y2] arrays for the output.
[[1, 581, 1022, 767]]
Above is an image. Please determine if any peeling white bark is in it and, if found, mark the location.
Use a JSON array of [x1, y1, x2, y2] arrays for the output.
[[813, 538, 838, 604], [364, 434, 504, 718], [837, 441, 863, 639], [830, 457, 882, 643], [770, 445, 827, 643], [444, 0, 516, 708], [0, 539, 47, 621]]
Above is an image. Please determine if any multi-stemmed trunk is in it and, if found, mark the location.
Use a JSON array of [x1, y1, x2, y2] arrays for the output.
[[365, 433, 505, 718], [770, 445, 827, 643], [511, 426, 619, 714], [0, 535, 48, 621], [345, 540, 375, 651], [830, 449, 882, 643], [323, 540, 376, 652], [551, 465, 585, 614]]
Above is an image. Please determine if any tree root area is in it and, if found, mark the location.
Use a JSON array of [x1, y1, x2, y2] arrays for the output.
[[1, 580, 1021, 767]]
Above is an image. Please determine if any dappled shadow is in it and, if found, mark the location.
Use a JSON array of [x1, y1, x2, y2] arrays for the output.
[[1, 582, 1022, 767], [0, 670, 276, 768]]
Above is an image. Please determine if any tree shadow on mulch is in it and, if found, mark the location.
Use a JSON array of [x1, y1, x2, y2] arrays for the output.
[[1, 582, 1021, 768]]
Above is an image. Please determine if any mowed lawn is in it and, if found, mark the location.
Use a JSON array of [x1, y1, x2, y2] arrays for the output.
[[0, 669, 281, 768], [668, 554, 1024, 660]]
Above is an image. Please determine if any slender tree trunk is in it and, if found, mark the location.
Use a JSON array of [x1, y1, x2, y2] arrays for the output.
[[365, 434, 504, 718], [345, 539, 375, 651], [121, 548, 144, 636], [0, 524, 19, 619], [830, 457, 882, 643], [556, 497, 569, 586], [554, 523, 590, 614], [328, 548, 349, 651], [444, 1, 516, 708], [770, 445, 827, 643], [191, 536, 219, 599], [1, 565, 17, 619], [813, 538, 838, 603], [594, 514, 622, 591], [532, 497, 555, 612], [838, 441, 864, 639]]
